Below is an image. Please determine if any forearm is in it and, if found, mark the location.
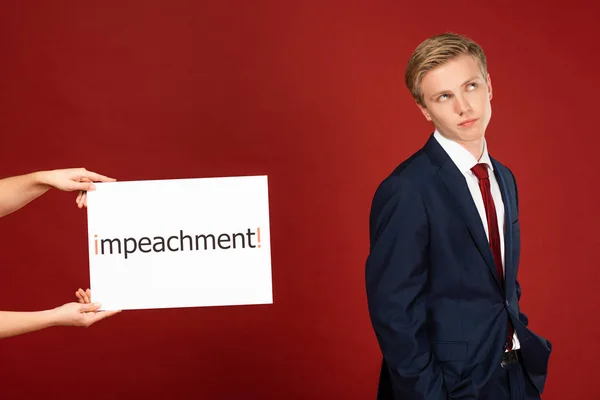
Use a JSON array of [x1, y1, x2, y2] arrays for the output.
[[0, 309, 58, 339], [0, 171, 52, 218], [367, 177, 447, 399], [368, 295, 447, 399]]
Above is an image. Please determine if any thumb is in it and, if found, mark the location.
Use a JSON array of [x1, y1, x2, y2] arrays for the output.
[[71, 182, 96, 192], [80, 302, 101, 312]]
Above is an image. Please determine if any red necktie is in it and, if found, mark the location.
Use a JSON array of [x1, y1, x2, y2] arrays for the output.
[[471, 163, 514, 351]]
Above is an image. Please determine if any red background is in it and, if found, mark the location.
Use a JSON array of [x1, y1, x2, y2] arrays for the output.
[[0, 1, 598, 399]]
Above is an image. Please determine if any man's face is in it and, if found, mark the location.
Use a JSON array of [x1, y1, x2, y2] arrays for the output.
[[417, 54, 493, 146]]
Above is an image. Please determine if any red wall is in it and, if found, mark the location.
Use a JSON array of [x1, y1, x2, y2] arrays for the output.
[[0, 1, 598, 399]]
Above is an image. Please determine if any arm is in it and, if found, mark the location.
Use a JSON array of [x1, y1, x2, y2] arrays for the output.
[[0, 310, 57, 338], [516, 280, 529, 326], [366, 177, 446, 400], [0, 289, 119, 339], [507, 167, 529, 327], [0, 172, 52, 218], [0, 168, 116, 218]]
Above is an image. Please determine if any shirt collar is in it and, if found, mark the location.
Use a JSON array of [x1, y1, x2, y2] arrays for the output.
[[433, 129, 493, 174]]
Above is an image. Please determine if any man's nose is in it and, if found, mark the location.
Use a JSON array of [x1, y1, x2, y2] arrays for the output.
[[455, 94, 472, 115]]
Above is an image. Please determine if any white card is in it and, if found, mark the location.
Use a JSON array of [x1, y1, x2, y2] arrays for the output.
[[86, 175, 272, 310]]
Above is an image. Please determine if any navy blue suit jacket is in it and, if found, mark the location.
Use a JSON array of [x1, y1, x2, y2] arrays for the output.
[[365, 134, 551, 399]]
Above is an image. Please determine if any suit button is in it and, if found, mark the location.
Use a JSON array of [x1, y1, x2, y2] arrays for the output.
[[505, 301, 510, 308]]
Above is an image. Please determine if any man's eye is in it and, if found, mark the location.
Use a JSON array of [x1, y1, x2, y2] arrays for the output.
[[467, 83, 478, 90], [438, 94, 450, 101]]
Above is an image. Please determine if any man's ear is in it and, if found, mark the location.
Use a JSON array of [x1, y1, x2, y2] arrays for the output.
[[417, 101, 432, 121], [487, 73, 493, 101]]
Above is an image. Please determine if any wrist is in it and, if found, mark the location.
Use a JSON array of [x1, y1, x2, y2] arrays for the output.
[[42, 308, 61, 327], [32, 171, 52, 188]]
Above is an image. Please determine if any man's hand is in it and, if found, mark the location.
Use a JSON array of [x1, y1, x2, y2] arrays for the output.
[[75, 288, 92, 304], [0, 168, 116, 218], [38, 168, 115, 192], [0, 288, 121, 338], [37, 168, 116, 209], [51, 287, 120, 328], [69, 288, 121, 327], [50, 301, 120, 327]]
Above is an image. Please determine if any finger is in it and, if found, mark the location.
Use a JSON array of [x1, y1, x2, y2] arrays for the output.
[[72, 182, 97, 192], [75, 290, 84, 303], [78, 192, 87, 209], [101, 309, 121, 318], [76, 289, 89, 304], [64, 181, 96, 192], [76, 191, 82, 203], [79, 302, 101, 313], [81, 170, 117, 183], [76, 288, 88, 303], [86, 310, 120, 326], [82, 289, 91, 303]]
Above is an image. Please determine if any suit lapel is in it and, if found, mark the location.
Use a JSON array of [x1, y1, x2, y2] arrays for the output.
[[491, 158, 514, 295], [424, 135, 502, 291]]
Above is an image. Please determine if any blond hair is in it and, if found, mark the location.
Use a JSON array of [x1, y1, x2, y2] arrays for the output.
[[405, 33, 487, 106]]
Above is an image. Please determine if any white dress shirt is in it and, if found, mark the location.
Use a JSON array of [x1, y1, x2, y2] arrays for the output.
[[433, 130, 520, 350]]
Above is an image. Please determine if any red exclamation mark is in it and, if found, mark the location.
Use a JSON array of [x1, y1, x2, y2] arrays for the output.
[[94, 234, 98, 255], [257, 227, 261, 248]]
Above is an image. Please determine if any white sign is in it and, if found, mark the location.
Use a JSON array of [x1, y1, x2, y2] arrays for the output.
[[86, 175, 272, 311]]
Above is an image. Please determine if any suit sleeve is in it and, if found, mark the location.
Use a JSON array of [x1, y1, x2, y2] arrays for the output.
[[507, 167, 529, 327], [365, 176, 447, 400], [516, 280, 529, 326]]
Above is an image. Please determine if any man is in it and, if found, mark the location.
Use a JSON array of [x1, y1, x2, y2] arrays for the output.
[[365, 33, 551, 399], [0, 167, 120, 338]]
